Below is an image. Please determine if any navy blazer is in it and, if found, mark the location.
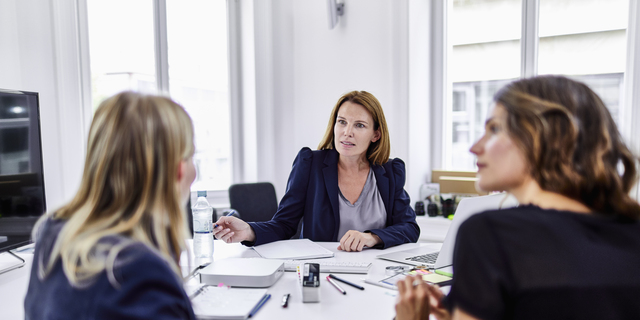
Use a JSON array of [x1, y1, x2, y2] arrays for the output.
[[25, 218, 196, 320], [248, 147, 420, 249]]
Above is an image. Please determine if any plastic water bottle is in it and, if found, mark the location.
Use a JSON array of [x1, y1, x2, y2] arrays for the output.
[[192, 191, 214, 263]]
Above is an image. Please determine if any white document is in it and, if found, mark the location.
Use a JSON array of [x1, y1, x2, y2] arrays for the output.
[[252, 238, 334, 260], [187, 284, 268, 320]]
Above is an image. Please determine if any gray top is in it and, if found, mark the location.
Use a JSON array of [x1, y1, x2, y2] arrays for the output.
[[337, 167, 387, 240]]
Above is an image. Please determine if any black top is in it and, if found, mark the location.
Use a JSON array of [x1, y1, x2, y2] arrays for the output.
[[445, 205, 640, 320], [24, 218, 196, 320]]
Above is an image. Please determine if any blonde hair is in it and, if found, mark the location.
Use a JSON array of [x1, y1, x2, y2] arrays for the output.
[[318, 91, 390, 165], [37, 91, 194, 285]]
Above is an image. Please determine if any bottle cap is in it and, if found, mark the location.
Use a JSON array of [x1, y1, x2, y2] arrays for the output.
[[197, 191, 207, 197]]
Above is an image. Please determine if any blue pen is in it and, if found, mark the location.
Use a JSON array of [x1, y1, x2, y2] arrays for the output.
[[213, 210, 237, 229], [248, 293, 271, 318]]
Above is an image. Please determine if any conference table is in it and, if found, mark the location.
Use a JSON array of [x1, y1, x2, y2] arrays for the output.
[[0, 216, 450, 319], [182, 241, 443, 320]]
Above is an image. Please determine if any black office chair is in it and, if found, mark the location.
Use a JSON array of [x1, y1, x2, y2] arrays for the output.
[[228, 182, 278, 223], [228, 182, 303, 239]]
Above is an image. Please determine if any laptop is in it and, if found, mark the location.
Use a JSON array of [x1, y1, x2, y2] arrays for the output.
[[377, 193, 518, 271]]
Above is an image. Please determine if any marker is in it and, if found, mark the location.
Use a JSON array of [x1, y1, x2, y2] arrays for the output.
[[248, 293, 271, 318], [281, 293, 290, 308], [434, 269, 453, 277], [213, 210, 238, 228], [328, 274, 364, 290], [326, 275, 346, 295]]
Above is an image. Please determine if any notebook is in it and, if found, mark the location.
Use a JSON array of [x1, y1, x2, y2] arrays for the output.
[[252, 238, 334, 260], [376, 193, 518, 270], [187, 284, 268, 320]]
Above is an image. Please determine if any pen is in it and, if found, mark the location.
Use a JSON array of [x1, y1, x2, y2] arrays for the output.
[[213, 210, 237, 228], [248, 293, 271, 318], [434, 269, 453, 277], [326, 275, 346, 295], [281, 293, 290, 308], [329, 274, 365, 290]]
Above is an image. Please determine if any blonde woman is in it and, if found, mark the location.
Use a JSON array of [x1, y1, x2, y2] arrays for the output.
[[213, 90, 419, 251], [24, 92, 197, 319]]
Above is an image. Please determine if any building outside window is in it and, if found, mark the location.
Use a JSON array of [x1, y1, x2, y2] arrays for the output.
[[446, 0, 628, 171], [86, 0, 231, 191]]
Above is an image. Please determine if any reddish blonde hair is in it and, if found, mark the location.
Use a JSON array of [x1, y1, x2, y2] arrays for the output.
[[318, 91, 390, 165]]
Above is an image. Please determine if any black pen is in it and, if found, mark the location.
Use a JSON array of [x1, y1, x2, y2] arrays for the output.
[[281, 293, 290, 308], [329, 274, 365, 290]]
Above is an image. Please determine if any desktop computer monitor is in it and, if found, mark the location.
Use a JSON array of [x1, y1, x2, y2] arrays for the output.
[[0, 89, 46, 255]]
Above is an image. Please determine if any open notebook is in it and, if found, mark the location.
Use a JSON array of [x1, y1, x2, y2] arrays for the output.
[[186, 284, 268, 320]]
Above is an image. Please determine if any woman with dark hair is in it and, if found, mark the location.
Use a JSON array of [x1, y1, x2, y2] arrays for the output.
[[396, 75, 640, 320], [213, 90, 419, 251]]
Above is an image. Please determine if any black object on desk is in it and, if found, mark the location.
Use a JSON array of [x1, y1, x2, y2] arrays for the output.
[[414, 201, 425, 216], [427, 203, 438, 217], [442, 198, 454, 217], [329, 274, 365, 290]]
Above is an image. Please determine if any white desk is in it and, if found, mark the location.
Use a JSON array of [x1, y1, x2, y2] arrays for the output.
[[181, 241, 443, 320], [0, 249, 33, 320], [0, 220, 451, 320]]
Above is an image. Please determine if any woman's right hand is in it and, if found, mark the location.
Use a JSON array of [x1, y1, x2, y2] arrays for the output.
[[212, 216, 256, 243]]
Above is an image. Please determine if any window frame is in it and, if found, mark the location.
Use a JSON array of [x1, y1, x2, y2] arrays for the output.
[[432, 0, 640, 199], [77, 0, 239, 206]]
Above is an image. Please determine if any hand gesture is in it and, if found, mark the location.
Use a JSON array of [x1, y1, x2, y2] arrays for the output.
[[212, 216, 255, 243]]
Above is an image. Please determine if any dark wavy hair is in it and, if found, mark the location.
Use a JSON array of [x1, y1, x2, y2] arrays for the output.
[[494, 75, 640, 219]]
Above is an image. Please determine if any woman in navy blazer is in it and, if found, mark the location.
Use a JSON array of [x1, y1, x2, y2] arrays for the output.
[[214, 91, 419, 251]]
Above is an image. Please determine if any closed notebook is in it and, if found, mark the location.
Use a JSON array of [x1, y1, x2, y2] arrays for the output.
[[252, 238, 334, 260], [186, 284, 268, 320]]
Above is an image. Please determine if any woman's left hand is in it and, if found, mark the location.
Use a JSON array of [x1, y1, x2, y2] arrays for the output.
[[338, 230, 381, 251]]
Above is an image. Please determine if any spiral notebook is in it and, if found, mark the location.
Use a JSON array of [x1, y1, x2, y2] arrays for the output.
[[186, 284, 268, 319]]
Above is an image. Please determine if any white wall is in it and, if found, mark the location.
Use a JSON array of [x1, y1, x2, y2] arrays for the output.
[[253, 0, 431, 204], [0, 0, 87, 211], [0, 0, 433, 212]]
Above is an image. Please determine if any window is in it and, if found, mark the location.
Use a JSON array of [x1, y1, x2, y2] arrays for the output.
[[445, 0, 629, 171], [87, 0, 232, 191], [86, 0, 157, 109]]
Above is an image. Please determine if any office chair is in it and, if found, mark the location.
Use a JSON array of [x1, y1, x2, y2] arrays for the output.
[[228, 182, 303, 239], [228, 182, 278, 223]]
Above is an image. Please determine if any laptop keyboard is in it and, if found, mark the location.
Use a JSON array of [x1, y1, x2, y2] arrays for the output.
[[405, 252, 439, 265]]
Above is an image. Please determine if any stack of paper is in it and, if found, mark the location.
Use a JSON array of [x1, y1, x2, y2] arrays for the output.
[[252, 238, 334, 260]]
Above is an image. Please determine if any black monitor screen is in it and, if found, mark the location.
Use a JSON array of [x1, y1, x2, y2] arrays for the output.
[[0, 89, 46, 253]]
